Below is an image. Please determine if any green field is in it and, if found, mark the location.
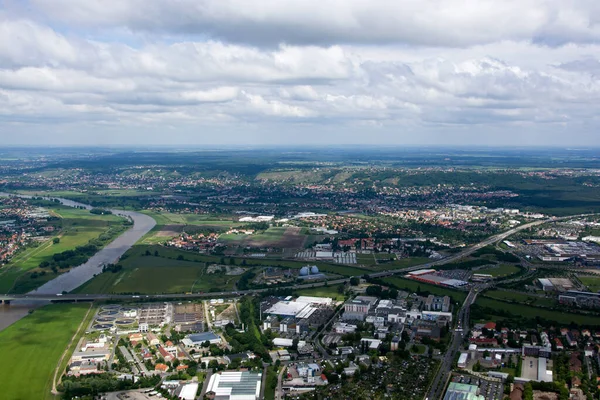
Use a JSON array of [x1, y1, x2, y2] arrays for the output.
[[74, 255, 242, 294], [218, 227, 307, 248], [356, 254, 376, 264], [0, 207, 126, 293], [75, 245, 371, 294], [384, 277, 467, 303], [482, 290, 556, 307], [293, 284, 346, 300], [476, 264, 522, 277], [380, 257, 430, 270], [141, 211, 239, 227], [0, 303, 90, 400], [474, 297, 600, 326], [139, 211, 242, 244], [578, 275, 600, 292]]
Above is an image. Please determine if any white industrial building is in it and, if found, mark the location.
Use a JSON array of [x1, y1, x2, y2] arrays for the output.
[[205, 371, 262, 400]]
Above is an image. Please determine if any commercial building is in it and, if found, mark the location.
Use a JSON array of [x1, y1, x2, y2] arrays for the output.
[[458, 353, 469, 369], [424, 295, 451, 312], [559, 290, 600, 309], [537, 278, 575, 292], [342, 299, 371, 321], [205, 371, 262, 400], [406, 270, 468, 288], [264, 296, 333, 318], [443, 382, 484, 400], [182, 331, 222, 347]]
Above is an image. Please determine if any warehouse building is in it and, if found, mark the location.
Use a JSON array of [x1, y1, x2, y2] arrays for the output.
[[205, 371, 262, 400]]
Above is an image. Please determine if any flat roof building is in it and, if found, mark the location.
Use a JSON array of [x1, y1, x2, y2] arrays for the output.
[[443, 382, 484, 400], [182, 331, 221, 346], [205, 371, 262, 400]]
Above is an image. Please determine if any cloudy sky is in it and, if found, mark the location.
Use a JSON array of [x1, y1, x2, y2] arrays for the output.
[[1, 0, 600, 146]]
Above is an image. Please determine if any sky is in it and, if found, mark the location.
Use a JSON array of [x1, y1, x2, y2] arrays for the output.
[[1, 0, 600, 146]]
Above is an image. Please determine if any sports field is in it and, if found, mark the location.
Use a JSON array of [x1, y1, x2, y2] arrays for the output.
[[0, 207, 126, 293], [0, 304, 90, 400]]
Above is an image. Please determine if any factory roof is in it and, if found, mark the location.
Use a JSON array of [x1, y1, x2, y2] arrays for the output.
[[206, 371, 262, 400]]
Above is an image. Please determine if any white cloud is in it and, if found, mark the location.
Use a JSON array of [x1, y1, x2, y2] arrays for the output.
[[27, 0, 600, 47], [0, 3, 599, 144]]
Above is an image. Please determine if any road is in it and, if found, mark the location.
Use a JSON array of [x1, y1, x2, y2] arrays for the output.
[[426, 285, 483, 400]]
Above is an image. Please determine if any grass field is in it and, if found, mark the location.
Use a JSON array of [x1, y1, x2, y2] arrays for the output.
[[139, 211, 242, 244], [0, 206, 126, 293], [219, 227, 307, 248], [293, 284, 346, 300], [73, 255, 242, 294], [74, 244, 371, 294], [141, 211, 239, 227], [0, 303, 89, 400], [482, 290, 556, 307], [476, 264, 522, 277], [578, 275, 600, 292], [474, 297, 600, 326], [385, 277, 467, 303]]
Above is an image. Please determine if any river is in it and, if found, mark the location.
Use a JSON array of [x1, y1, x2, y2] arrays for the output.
[[0, 193, 156, 329]]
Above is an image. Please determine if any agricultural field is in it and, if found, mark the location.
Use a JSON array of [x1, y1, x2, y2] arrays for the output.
[[474, 297, 600, 326], [0, 303, 90, 400], [578, 275, 600, 292], [476, 264, 522, 277], [218, 227, 307, 248], [0, 206, 127, 294]]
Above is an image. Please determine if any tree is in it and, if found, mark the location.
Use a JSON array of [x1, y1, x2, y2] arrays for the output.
[[523, 382, 533, 400], [53, 237, 60, 244], [350, 277, 360, 286]]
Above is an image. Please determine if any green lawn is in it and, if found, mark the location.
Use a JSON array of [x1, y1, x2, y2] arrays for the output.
[[578, 275, 600, 292], [482, 290, 556, 307], [0, 206, 126, 293], [294, 284, 346, 300], [141, 211, 239, 227], [0, 303, 90, 400], [476, 264, 522, 277], [74, 255, 242, 294], [356, 254, 375, 264], [475, 297, 600, 326], [380, 257, 430, 270]]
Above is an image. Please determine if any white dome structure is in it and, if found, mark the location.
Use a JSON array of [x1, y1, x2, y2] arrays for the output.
[[299, 266, 310, 276], [310, 266, 319, 274]]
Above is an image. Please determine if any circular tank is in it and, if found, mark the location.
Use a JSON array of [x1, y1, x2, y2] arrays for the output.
[[299, 266, 309, 276], [310, 266, 319, 274]]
